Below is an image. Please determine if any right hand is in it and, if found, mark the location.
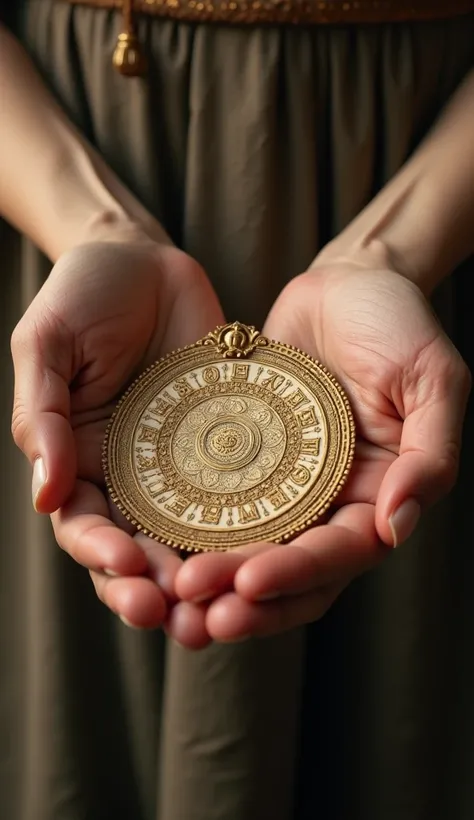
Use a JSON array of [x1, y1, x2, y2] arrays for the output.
[[11, 220, 225, 641], [173, 261, 470, 643]]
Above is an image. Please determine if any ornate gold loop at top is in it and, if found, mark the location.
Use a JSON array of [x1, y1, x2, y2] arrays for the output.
[[103, 323, 356, 552], [199, 322, 268, 358]]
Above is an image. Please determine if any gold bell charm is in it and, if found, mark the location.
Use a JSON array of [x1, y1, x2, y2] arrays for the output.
[[113, 0, 147, 76]]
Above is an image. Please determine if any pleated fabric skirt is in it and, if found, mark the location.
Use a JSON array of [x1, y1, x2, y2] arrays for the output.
[[2, 3, 474, 817]]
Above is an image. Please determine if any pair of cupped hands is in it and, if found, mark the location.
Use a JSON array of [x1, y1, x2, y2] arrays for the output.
[[11, 219, 470, 649]]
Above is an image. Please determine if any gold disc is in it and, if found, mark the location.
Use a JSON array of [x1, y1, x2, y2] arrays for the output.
[[103, 322, 355, 552]]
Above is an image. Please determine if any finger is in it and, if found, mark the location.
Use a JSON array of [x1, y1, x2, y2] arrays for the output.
[[336, 440, 395, 506], [234, 503, 382, 602], [174, 543, 276, 603], [69, 459, 186, 601], [74, 417, 109, 484], [376, 347, 471, 546], [175, 502, 380, 604], [206, 584, 346, 641], [90, 572, 167, 629], [109, 497, 183, 600], [11, 312, 76, 513], [52, 480, 148, 576], [164, 601, 212, 650], [134, 532, 183, 602]]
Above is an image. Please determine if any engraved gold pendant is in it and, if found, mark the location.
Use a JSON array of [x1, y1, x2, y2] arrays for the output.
[[103, 322, 355, 552]]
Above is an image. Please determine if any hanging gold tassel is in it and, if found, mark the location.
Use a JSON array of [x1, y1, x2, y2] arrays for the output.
[[113, 0, 147, 76]]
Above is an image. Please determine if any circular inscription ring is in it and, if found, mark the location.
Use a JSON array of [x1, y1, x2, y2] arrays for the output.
[[103, 322, 355, 552]]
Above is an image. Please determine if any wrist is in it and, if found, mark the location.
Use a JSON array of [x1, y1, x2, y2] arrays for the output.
[[314, 70, 474, 297], [41, 143, 173, 261], [0, 25, 171, 261], [314, 170, 472, 299], [313, 234, 423, 290]]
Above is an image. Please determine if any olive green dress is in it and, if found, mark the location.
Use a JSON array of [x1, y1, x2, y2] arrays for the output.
[[1, 2, 474, 818]]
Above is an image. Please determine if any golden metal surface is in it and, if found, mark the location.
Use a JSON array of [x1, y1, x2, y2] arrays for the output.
[[103, 323, 355, 552]]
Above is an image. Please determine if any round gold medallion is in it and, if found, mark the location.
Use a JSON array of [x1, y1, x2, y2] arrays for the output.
[[103, 323, 355, 552]]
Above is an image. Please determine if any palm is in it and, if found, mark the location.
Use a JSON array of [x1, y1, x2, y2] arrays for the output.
[[61, 240, 223, 487], [172, 265, 468, 645], [264, 267, 438, 516], [13, 232, 225, 630]]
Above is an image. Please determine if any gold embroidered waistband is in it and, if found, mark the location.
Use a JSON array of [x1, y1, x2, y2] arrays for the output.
[[61, 0, 474, 26], [59, 0, 474, 76]]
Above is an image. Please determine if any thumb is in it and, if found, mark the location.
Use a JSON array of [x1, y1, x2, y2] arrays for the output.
[[11, 314, 76, 513], [376, 352, 471, 547]]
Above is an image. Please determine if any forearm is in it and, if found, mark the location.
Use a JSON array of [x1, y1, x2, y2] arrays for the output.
[[0, 24, 170, 261], [315, 69, 474, 295]]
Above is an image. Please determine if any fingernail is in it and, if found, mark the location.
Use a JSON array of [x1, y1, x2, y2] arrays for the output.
[[32, 457, 46, 511], [119, 615, 141, 629], [255, 591, 280, 602], [389, 498, 421, 548], [104, 568, 120, 577]]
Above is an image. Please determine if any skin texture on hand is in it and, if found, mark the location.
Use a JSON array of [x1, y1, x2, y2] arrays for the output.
[[11, 242, 471, 649], [5, 19, 473, 648], [171, 264, 471, 647], [11, 223, 225, 632]]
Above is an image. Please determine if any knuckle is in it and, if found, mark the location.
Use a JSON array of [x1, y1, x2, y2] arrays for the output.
[[457, 359, 472, 396], [11, 300, 68, 363], [10, 402, 29, 450], [445, 348, 471, 392], [10, 319, 29, 358], [170, 249, 206, 286], [182, 258, 209, 291], [435, 442, 461, 495], [11, 319, 41, 373], [279, 273, 306, 301]]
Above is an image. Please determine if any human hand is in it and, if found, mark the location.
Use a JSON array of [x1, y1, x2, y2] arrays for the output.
[[11, 220, 224, 632], [172, 262, 470, 644]]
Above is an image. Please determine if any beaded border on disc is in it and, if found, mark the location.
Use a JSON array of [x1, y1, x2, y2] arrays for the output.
[[102, 323, 356, 552]]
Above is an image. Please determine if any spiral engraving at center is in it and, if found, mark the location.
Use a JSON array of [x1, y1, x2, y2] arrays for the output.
[[170, 395, 288, 493], [211, 428, 242, 454], [197, 416, 262, 471]]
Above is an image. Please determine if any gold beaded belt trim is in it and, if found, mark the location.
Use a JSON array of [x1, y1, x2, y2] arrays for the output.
[[59, 0, 474, 75], [62, 0, 474, 25]]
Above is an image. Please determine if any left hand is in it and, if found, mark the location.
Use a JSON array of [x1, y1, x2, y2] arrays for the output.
[[11, 222, 225, 636], [170, 262, 470, 645]]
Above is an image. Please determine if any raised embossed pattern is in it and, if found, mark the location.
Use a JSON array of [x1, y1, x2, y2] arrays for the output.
[[103, 323, 355, 552]]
